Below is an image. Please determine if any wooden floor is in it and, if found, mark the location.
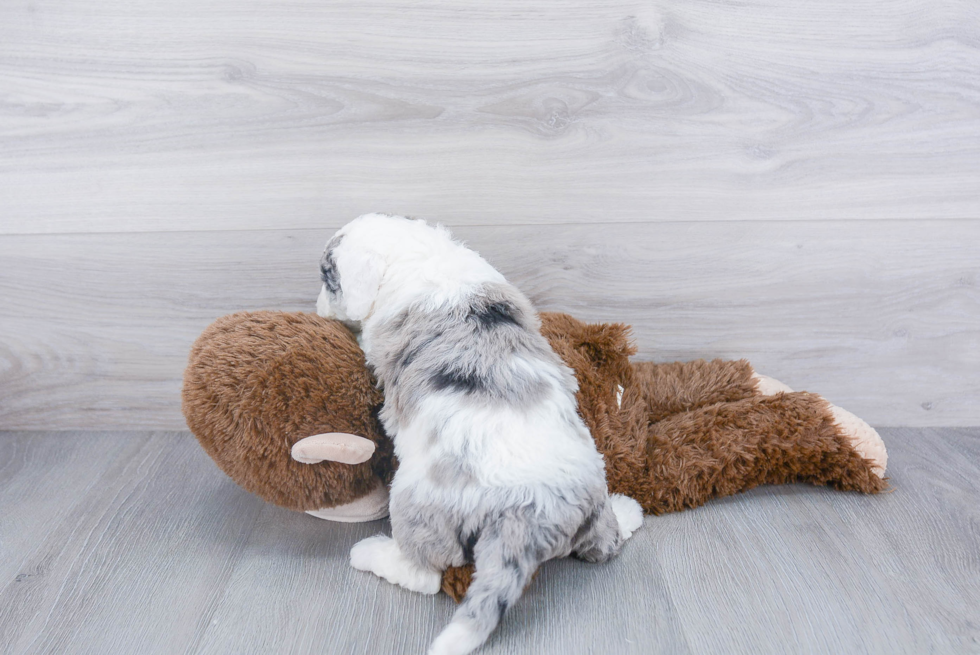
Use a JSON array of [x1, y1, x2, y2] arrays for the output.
[[1, 427, 977, 654]]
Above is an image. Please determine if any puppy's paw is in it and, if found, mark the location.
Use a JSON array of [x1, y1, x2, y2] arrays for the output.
[[428, 621, 483, 655], [829, 404, 887, 478], [750, 370, 794, 396], [609, 494, 643, 540], [350, 535, 442, 595], [350, 534, 394, 572]]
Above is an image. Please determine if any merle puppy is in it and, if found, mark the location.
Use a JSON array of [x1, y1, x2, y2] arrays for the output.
[[316, 214, 643, 655]]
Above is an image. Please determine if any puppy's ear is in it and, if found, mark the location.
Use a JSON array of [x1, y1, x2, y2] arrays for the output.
[[336, 247, 385, 321]]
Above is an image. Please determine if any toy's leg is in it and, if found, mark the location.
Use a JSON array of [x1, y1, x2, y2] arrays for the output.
[[633, 391, 888, 515], [630, 359, 801, 422], [631, 359, 758, 422], [349, 534, 442, 594], [739, 374, 886, 476], [826, 404, 888, 477]]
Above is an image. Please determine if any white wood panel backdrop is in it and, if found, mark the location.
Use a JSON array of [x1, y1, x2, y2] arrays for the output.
[[0, 0, 978, 428], [0, 222, 977, 429], [2, 0, 979, 233]]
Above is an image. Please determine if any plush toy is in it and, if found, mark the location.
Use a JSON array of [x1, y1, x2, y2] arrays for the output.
[[182, 310, 887, 600]]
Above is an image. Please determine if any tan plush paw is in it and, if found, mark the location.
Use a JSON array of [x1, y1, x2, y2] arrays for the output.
[[829, 404, 887, 478], [750, 371, 794, 396], [305, 482, 390, 523]]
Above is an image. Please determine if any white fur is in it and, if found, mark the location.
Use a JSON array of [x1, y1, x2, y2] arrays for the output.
[[609, 494, 644, 540], [427, 621, 484, 655], [392, 388, 604, 492], [349, 534, 442, 594]]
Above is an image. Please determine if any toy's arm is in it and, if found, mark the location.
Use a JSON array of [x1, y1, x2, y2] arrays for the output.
[[290, 433, 376, 464], [632, 359, 760, 423], [634, 391, 888, 515]]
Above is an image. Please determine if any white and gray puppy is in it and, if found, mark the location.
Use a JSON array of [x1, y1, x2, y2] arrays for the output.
[[316, 214, 643, 655]]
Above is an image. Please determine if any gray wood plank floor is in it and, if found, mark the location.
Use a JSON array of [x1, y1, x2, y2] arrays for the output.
[[1, 428, 977, 654]]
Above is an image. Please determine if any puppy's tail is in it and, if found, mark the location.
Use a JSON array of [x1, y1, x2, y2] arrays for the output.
[[427, 520, 540, 655]]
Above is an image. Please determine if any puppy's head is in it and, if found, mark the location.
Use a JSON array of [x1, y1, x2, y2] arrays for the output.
[[316, 214, 438, 330], [317, 223, 385, 329], [317, 213, 486, 329]]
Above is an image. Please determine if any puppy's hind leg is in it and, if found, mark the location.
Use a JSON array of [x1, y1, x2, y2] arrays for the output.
[[350, 535, 442, 594], [428, 518, 541, 655], [573, 494, 643, 563]]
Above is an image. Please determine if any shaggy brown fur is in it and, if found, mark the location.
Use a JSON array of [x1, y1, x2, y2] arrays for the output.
[[181, 310, 886, 602], [182, 311, 395, 511]]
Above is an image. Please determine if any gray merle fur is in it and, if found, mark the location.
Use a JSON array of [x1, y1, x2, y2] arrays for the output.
[[371, 283, 574, 425], [388, 481, 625, 644], [366, 279, 627, 647]]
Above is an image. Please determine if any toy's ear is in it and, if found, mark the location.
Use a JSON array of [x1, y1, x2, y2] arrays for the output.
[[336, 247, 385, 322]]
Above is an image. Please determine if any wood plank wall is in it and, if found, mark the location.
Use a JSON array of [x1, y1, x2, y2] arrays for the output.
[[1, 0, 978, 429]]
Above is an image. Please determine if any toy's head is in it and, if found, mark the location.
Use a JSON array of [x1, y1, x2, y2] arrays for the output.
[[181, 310, 638, 519], [182, 311, 394, 512]]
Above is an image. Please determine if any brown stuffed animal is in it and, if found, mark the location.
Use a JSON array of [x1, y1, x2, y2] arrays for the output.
[[182, 312, 396, 522], [182, 310, 887, 600]]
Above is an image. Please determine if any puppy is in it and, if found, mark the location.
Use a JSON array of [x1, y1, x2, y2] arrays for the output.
[[317, 214, 643, 655]]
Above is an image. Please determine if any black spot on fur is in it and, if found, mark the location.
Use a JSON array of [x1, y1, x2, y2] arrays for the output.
[[395, 332, 441, 369], [319, 235, 344, 294], [497, 597, 508, 623], [319, 257, 339, 293], [459, 529, 480, 563], [572, 509, 598, 545], [431, 366, 487, 394], [469, 302, 519, 330]]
